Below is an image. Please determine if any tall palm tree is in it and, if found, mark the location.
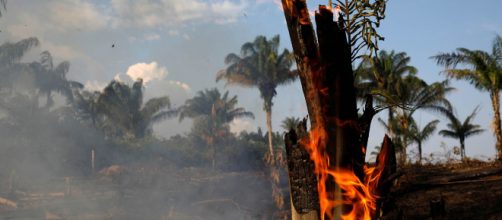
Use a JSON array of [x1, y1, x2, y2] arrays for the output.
[[281, 116, 301, 131], [179, 88, 254, 168], [30, 51, 83, 107], [217, 35, 297, 156], [439, 107, 484, 160], [97, 79, 176, 139], [433, 35, 502, 159], [407, 118, 439, 164]]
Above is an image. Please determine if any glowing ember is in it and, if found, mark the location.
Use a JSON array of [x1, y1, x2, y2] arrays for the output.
[[300, 126, 385, 220]]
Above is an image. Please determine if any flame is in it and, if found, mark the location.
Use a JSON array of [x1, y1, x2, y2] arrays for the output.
[[300, 126, 385, 220]]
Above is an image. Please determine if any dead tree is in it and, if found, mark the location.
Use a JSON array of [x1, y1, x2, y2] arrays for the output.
[[281, 1, 393, 219]]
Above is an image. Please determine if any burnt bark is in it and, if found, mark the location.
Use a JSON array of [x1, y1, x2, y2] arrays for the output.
[[285, 120, 320, 219]]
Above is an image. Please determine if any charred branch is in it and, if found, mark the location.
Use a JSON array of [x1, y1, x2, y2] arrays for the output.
[[284, 119, 320, 217]]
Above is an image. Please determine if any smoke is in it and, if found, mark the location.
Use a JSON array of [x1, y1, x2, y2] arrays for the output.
[[0, 1, 295, 219], [0, 46, 280, 220]]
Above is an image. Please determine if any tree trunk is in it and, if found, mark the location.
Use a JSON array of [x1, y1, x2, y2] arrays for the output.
[[387, 107, 394, 137], [490, 91, 502, 159], [266, 108, 274, 157], [212, 144, 216, 170], [418, 142, 422, 165], [460, 139, 465, 161]]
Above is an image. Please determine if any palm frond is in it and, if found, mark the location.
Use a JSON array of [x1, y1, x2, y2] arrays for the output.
[[439, 130, 459, 139], [464, 128, 485, 138], [141, 96, 171, 119], [150, 109, 178, 124], [0, 37, 40, 66]]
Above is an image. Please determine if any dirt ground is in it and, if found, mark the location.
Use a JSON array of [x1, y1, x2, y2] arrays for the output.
[[382, 161, 502, 220]]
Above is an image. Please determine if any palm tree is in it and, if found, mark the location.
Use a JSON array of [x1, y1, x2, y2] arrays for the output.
[[73, 90, 101, 127], [407, 118, 439, 164], [357, 50, 451, 133], [0, 38, 40, 91], [30, 51, 83, 107], [97, 79, 176, 139], [356, 50, 418, 131], [396, 79, 452, 164], [179, 88, 254, 168], [179, 88, 254, 127], [0, 37, 39, 68], [281, 116, 301, 131], [217, 35, 297, 156], [433, 35, 502, 159], [439, 107, 484, 160]]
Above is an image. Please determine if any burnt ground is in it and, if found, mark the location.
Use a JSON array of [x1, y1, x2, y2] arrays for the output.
[[382, 161, 502, 220], [0, 164, 278, 220], [2, 161, 502, 220]]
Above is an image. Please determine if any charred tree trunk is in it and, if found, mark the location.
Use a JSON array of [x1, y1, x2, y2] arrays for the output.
[[281, 1, 379, 219]]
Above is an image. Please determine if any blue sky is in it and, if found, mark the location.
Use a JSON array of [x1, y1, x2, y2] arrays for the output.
[[1, 0, 501, 162]]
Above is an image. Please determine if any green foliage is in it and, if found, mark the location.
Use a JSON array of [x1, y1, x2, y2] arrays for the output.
[[334, 0, 388, 61]]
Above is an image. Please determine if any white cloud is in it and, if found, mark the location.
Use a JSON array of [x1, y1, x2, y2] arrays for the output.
[[6, 0, 247, 38], [47, 1, 110, 32], [6, 1, 110, 37], [110, 0, 247, 28], [168, 80, 191, 92], [125, 62, 168, 84], [114, 62, 191, 95]]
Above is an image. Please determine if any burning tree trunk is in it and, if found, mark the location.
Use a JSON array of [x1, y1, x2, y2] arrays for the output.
[[281, 1, 394, 219]]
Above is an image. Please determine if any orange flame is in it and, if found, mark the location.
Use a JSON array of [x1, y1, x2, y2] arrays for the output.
[[301, 126, 384, 220]]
